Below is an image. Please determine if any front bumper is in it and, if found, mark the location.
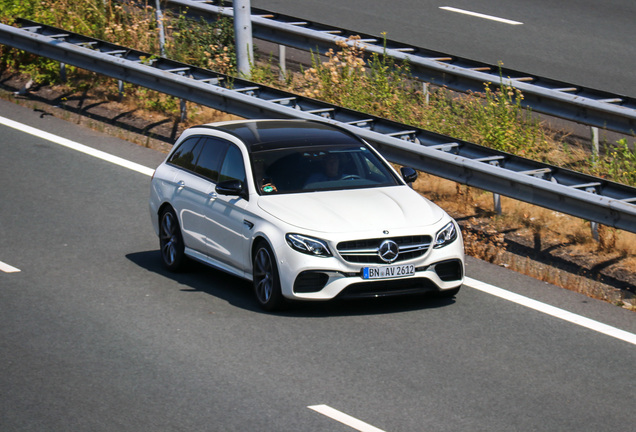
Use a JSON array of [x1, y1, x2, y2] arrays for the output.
[[294, 258, 463, 299], [276, 234, 464, 301]]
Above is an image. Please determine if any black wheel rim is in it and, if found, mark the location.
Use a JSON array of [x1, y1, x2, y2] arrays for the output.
[[160, 211, 179, 266], [254, 248, 273, 303]]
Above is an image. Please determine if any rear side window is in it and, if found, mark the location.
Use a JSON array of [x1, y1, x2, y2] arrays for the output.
[[168, 137, 202, 171], [194, 137, 230, 183], [219, 145, 246, 184]]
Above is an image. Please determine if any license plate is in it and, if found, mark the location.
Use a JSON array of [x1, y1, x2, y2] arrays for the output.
[[362, 264, 415, 279]]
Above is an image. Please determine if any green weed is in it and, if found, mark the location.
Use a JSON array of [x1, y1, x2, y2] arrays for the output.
[[588, 139, 636, 184]]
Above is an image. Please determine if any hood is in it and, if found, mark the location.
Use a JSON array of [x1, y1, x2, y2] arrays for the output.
[[257, 186, 445, 233]]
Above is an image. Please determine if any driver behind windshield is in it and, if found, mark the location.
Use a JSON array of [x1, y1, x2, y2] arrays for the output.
[[306, 152, 344, 183]]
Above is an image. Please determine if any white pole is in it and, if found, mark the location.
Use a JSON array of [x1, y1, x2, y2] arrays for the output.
[[279, 44, 286, 81], [591, 126, 599, 165], [155, 0, 166, 57], [234, 0, 253, 78]]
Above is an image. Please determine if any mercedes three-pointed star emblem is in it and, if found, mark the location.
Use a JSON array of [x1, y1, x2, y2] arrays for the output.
[[378, 239, 399, 263]]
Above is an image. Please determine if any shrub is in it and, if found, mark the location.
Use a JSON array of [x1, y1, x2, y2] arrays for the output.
[[588, 139, 636, 185]]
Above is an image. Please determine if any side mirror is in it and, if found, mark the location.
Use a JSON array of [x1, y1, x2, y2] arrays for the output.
[[216, 179, 246, 199], [400, 167, 418, 184]]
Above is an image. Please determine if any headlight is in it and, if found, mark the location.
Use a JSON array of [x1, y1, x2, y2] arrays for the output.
[[434, 221, 458, 248], [286, 233, 332, 257]]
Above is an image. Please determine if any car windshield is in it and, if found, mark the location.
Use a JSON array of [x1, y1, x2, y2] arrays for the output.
[[251, 144, 400, 195]]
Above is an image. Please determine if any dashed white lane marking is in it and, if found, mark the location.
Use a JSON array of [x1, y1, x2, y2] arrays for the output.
[[440, 6, 523, 25], [0, 261, 21, 273], [465, 277, 636, 346], [308, 405, 386, 432], [0, 115, 155, 177]]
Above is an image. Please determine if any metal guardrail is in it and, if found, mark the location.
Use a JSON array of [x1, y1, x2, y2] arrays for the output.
[[165, 0, 636, 137], [0, 20, 635, 234]]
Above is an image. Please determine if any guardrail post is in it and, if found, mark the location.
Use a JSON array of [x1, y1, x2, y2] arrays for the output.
[[591, 221, 599, 241], [493, 193, 502, 215], [279, 44, 286, 81], [60, 62, 66, 82], [180, 98, 187, 122], [234, 0, 254, 78], [488, 160, 502, 214], [591, 126, 599, 165], [422, 82, 429, 105], [584, 185, 600, 241]]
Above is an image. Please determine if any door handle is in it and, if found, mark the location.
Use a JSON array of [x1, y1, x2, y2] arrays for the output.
[[208, 191, 218, 200], [177, 180, 185, 190]]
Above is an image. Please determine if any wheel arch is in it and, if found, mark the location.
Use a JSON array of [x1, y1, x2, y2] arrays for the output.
[[158, 202, 176, 218], [249, 218, 287, 262], [251, 235, 273, 260]]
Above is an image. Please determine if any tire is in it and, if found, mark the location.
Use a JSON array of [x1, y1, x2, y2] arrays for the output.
[[253, 242, 285, 311], [159, 207, 186, 272]]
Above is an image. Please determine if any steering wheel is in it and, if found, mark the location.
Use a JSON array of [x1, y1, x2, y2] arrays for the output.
[[341, 174, 362, 181]]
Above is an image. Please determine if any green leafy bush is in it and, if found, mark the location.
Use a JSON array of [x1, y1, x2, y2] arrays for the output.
[[589, 139, 636, 184]]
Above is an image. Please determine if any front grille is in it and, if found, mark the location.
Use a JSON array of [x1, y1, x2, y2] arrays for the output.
[[337, 235, 432, 264]]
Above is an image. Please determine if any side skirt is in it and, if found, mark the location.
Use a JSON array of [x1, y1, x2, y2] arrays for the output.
[[185, 247, 252, 282]]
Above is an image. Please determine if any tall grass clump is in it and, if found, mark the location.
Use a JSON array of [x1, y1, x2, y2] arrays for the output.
[[0, 0, 108, 35], [0, 0, 112, 84], [0, 0, 157, 84], [302, 36, 425, 124], [103, 1, 159, 53], [300, 40, 551, 161], [587, 139, 636, 185], [0, 1, 235, 85], [165, 10, 235, 71], [0, 0, 235, 117], [426, 81, 550, 158]]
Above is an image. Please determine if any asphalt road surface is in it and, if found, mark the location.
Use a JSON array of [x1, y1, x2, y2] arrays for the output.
[[1, 98, 635, 431], [252, 0, 636, 97]]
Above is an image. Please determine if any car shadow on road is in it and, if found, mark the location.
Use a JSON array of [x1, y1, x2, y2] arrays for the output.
[[126, 249, 259, 310], [126, 250, 458, 317]]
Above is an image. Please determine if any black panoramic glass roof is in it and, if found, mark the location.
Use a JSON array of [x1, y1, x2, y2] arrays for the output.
[[207, 120, 364, 152]]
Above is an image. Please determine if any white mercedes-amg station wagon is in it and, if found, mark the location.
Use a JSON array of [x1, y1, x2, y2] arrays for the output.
[[150, 119, 464, 310]]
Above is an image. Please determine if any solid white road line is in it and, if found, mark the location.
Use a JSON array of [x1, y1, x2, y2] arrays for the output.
[[464, 277, 636, 346], [0, 115, 155, 177], [0, 261, 21, 273], [440, 6, 523, 25], [3, 115, 635, 347], [308, 405, 386, 432]]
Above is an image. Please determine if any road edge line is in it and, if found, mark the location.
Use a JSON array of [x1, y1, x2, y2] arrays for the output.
[[465, 277, 636, 346]]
